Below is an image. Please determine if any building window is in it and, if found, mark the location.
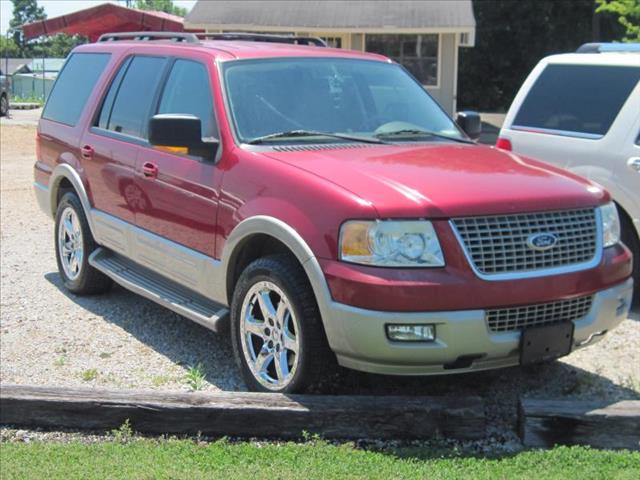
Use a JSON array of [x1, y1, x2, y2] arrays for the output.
[[366, 34, 438, 86], [320, 36, 343, 48]]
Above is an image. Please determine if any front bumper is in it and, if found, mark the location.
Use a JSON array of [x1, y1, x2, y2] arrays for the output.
[[322, 278, 633, 375]]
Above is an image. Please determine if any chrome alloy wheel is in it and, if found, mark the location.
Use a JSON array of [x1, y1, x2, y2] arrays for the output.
[[57, 206, 84, 280], [240, 281, 301, 390]]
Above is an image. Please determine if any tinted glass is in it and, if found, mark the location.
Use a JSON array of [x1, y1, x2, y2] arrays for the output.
[[43, 53, 111, 126], [97, 57, 130, 130], [157, 59, 217, 138], [106, 56, 166, 138], [223, 58, 460, 143], [513, 64, 640, 136]]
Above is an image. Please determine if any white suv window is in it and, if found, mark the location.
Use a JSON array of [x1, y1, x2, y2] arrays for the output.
[[513, 64, 640, 138]]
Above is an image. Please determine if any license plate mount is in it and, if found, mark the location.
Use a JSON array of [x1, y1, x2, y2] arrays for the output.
[[520, 322, 574, 365]]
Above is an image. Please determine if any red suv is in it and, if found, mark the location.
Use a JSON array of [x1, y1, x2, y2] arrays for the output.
[[34, 33, 634, 392]]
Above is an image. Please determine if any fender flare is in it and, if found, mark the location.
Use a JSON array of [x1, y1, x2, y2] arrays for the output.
[[48, 164, 97, 237], [219, 215, 334, 320]]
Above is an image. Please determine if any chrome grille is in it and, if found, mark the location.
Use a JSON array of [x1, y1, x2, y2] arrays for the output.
[[452, 208, 598, 276], [486, 295, 594, 333]]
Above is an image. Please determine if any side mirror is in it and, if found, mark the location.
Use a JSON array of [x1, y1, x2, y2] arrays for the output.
[[456, 111, 482, 140], [148, 114, 218, 160]]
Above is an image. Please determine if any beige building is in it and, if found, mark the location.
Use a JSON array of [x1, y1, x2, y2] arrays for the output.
[[185, 1, 476, 115]]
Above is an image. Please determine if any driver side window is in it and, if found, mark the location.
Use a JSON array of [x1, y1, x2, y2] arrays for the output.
[[157, 59, 217, 139]]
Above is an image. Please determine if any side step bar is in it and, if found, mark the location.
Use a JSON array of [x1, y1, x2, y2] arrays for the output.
[[89, 248, 229, 333]]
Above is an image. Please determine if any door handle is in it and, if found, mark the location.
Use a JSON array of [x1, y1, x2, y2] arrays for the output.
[[142, 162, 158, 179], [628, 157, 640, 173], [80, 145, 94, 160]]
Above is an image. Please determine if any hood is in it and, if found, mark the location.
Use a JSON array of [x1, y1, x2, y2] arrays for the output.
[[262, 143, 608, 218]]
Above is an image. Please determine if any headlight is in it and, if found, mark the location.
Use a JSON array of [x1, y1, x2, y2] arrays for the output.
[[600, 202, 620, 248], [339, 220, 445, 267]]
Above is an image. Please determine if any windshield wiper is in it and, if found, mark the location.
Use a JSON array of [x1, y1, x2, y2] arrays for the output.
[[246, 130, 388, 145], [374, 129, 474, 144]]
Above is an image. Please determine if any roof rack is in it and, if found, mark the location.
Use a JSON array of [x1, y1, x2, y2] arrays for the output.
[[576, 42, 640, 53], [96, 31, 327, 47], [97, 32, 199, 43], [199, 32, 327, 47]]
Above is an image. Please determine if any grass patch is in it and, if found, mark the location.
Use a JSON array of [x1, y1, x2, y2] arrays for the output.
[[0, 439, 638, 480], [53, 355, 67, 367], [184, 363, 206, 391], [10, 94, 45, 105], [151, 374, 172, 387], [110, 420, 134, 444], [80, 369, 98, 382]]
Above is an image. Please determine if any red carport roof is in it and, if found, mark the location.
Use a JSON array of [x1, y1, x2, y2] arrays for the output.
[[22, 3, 187, 42]]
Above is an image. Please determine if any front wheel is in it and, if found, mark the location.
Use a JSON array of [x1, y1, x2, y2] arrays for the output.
[[230, 255, 333, 393]]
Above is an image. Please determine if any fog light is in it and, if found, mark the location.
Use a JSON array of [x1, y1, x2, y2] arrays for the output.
[[386, 324, 435, 342]]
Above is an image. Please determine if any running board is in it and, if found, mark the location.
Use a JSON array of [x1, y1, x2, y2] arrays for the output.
[[89, 248, 229, 333]]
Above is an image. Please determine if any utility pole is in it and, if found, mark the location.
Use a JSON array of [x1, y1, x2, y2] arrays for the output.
[[5, 30, 10, 83]]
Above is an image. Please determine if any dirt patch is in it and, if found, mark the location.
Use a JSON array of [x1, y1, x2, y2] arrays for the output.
[[1, 125, 36, 156]]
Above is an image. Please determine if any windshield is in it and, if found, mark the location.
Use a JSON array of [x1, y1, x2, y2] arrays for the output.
[[222, 57, 465, 144]]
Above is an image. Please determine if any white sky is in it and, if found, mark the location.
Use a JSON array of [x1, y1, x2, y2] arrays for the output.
[[1, 0, 197, 35]]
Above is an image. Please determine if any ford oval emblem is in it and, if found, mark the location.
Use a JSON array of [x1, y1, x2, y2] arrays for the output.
[[527, 233, 558, 251]]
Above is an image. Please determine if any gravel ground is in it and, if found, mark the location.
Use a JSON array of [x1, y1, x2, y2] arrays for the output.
[[1, 124, 639, 447]]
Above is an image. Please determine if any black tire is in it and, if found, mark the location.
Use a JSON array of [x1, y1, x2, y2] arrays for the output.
[[620, 212, 640, 307], [55, 192, 112, 295], [0, 94, 8, 117], [230, 254, 334, 393]]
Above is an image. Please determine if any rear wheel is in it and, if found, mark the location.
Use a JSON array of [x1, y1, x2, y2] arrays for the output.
[[620, 213, 639, 306], [230, 255, 333, 393], [55, 192, 112, 294]]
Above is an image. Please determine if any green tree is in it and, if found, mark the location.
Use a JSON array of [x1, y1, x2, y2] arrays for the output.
[[135, 0, 187, 17], [0, 37, 21, 58], [458, 0, 624, 112], [45, 34, 88, 58], [9, 0, 46, 55], [597, 0, 640, 41]]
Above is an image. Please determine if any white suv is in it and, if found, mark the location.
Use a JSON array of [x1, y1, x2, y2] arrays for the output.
[[497, 45, 640, 297]]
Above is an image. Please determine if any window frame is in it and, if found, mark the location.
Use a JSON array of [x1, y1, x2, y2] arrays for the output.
[[90, 54, 170, 145], [42, 52, 112, 127], [364, 33, 441, 89], [91, 54, 221, 163], [154, 57, 219, 142], [94, 56, 133, 133]]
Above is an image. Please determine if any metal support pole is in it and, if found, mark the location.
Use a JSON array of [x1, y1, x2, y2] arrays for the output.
[[42, 46, 45, 100]]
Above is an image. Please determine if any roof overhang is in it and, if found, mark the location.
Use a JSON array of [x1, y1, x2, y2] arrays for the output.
[[185, 0, 475, 42], [185, 24, 475, 35]]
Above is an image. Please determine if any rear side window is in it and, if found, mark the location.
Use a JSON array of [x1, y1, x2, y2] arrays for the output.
[[513, 64, 640, 137], [102, 56, 167, 138], [43, 53, 111, 126], [157, 59, 217, 138], [97, 57, 130, 130]]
